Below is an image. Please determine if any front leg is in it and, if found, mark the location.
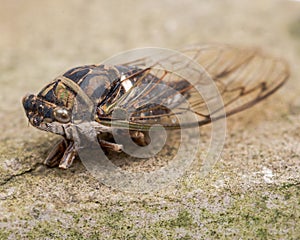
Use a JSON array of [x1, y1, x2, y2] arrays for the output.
[[45, 137, 123, 169], [58, 141, 77, 169], [44, 139, 77, 169], [44, 139, 68, 167], [58, 139, 122, 168]]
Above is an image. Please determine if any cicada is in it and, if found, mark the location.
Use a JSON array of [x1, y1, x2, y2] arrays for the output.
[[22, 44, 289, 169]]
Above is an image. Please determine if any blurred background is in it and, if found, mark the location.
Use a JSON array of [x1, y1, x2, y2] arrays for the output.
[[0, 0, 300, 239], [0, 0, 300, 138], [0, 0, 299, 140]]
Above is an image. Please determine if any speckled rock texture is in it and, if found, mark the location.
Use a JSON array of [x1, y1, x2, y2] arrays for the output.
[[0, 0, 299, 239]]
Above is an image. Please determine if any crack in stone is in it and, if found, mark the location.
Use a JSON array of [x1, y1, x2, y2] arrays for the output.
[[0, 163, 44, 186]]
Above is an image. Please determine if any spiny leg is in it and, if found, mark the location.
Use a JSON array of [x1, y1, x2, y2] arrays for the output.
[[44, 139, 67, 167], [59, 141, 77, 169]]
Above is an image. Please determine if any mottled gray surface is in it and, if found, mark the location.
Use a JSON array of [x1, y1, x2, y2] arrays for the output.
[[0, 0, 299, 239]]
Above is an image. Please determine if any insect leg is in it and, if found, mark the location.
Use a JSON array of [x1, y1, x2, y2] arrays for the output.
[[99, 139, 123, 152], [44, 139, 67, 167], [58, 141, 77, 169]]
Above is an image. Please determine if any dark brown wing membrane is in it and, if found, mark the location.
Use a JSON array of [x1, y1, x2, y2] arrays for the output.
[[99, 44, 289, 130]]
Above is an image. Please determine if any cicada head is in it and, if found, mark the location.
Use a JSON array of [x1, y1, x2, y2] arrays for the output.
[[22, 79, 75, 135]]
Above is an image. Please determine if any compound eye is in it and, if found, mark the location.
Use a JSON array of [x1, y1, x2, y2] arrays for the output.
[[32, 116, 41, 126], [53, 108, 71, 123]]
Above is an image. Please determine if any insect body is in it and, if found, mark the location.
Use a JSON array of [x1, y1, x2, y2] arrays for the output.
[[22, 45, 289, 168]]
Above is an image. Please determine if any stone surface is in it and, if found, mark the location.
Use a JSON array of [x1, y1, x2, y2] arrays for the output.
[[0, 0, 299, 239]]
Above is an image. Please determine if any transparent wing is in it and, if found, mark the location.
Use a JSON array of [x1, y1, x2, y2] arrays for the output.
[[97, 44, 289, 130], [181, 44, 289, 117]]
